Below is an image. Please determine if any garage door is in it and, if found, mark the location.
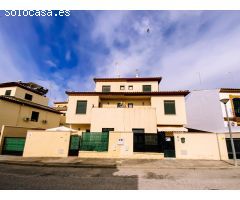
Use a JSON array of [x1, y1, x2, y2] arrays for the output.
[[226, 138, 240, 159], [2, 137, 26, 155]]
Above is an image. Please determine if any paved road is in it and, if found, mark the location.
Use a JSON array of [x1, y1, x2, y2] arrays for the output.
[[0, 163, 240, 189]]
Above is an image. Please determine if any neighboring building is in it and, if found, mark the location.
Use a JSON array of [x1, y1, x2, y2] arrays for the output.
[[53, 101, 68, 126], [185, 88, 240, 159], [186, 88, 240, 133], [0, 81, 61, 130]]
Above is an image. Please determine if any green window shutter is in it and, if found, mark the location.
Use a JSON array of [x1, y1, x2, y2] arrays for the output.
[[102, 86, 111, 92], [233, 98, 240, 117], [164, 100, 176, 115], [76, 101, 87, 114], [143, 85, 151, 92]]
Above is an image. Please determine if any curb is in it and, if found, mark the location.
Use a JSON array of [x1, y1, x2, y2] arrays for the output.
[[0, 161, 238, 169], [0, 161, 117, 168]]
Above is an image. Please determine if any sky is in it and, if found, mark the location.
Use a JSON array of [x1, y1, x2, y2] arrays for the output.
[[0, 10, 240, 104]]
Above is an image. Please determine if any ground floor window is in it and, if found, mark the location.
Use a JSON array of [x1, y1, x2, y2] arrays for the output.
[[102, 128, 114, 133]]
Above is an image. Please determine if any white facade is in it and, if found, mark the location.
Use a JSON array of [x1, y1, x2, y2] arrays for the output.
[[186, 89, 240, 133]]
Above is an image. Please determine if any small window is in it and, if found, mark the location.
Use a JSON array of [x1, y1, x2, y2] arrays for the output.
[[143, 85, 151, 92], [76, 101, 87, 114], [117, 102, 123, 108], [5, 90, 11, 96], [102, 128, 114, 133], [120, 85, 125, 90], [164, 100, 176, 115], [128, 103, 133, 108], [25, 93, 33, 101], [102, 85, 111, 92], [132, 129, 145, 134], [86, 129, 90, 132], [31, 111, 39, 122], [128, 85, 133, 90]]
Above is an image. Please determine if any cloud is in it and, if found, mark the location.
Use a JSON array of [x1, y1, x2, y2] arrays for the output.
[[86, 11, 240, 91], [1, 11, 240, 105], [45, 60, 57, 68]]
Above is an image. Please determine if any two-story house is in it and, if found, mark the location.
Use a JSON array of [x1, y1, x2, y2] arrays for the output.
[[66, 77, 189, 157], [0, 81, 61, 155]]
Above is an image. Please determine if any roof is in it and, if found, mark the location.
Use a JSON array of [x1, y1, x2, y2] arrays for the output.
[[0, 95, 61, 114], [66, 91, 190, 97], [220, 88, 240, 93], [54, 101, 68, 104], [0, 82, 48, 96], [93, 77, 162, 83], [46, 126, 77, 132]]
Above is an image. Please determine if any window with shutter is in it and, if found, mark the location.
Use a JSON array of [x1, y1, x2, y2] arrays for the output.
[[102, 85, 111, 92], [76, 101, 87, 114], [143, 85, 151, 92], [233, 98, 240, 117], [5, 90, 11, 96], [164, 100, 176, 115]]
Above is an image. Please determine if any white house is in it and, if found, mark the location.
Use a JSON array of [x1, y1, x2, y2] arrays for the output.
[[186, 88, 240, 133]]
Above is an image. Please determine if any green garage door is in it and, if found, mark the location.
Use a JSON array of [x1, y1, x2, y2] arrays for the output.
[[2, 137, 26, 155], [80, 132, 109, 152]]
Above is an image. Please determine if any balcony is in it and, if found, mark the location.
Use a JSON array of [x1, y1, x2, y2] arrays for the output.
[[90, 107, 157, 133]]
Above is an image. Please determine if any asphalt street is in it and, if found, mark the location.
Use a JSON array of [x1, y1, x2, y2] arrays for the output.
[[0, 163, 240, 189]]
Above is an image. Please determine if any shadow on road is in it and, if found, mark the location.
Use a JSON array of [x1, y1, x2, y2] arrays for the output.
[[0, 163, 138, 190]]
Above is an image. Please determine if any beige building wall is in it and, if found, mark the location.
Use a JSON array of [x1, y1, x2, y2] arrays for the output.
[[0, 100, 61, 130], [66, 96, 99, 124], [91, 107, 157, 133], [174, 133, 228, 160], [0, 87, 17, 96], [15, 87, 49, 106], [100, 98, 151, 108], [95, 81, 159, 92], [23, 131, 71, 157], [0, 86, 49, 106], [70, 124, 90, 132], [151, 96, 187, 126]]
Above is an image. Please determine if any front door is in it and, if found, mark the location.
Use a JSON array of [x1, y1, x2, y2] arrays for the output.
[[68, 135, 80, 156], [226, 138, 240, 159]]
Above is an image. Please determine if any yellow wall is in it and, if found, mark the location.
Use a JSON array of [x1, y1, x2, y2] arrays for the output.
[[95, 81, 159, 92], [151, 96, 187, 126], [0, 86, 49, 106], [15, 87, 49, 106], [23, 131, 71, 157], [66, 96, 99, 124], [0, 100, 61, 130], [174, 133, 228, 160], [90, 107, 157, 132]]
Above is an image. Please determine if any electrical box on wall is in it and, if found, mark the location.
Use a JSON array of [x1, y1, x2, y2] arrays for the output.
[[117, 138, 124, 145]]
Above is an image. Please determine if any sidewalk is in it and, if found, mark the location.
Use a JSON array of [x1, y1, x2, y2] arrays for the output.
[[0, 155, 239, 169]]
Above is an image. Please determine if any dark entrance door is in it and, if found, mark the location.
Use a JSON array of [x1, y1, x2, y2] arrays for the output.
[[159, 132, 176, 157], [133, 129, 163, 153], [226, 138, 240, 159], [68, 135, 81, 156]]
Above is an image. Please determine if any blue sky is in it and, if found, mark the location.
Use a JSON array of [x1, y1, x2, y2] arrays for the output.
[[0, 11, 240, 103]]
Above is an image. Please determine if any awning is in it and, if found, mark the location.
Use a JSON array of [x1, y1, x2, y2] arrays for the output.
[[157, 127, 188, 132], [46, 126, 78, 132]]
